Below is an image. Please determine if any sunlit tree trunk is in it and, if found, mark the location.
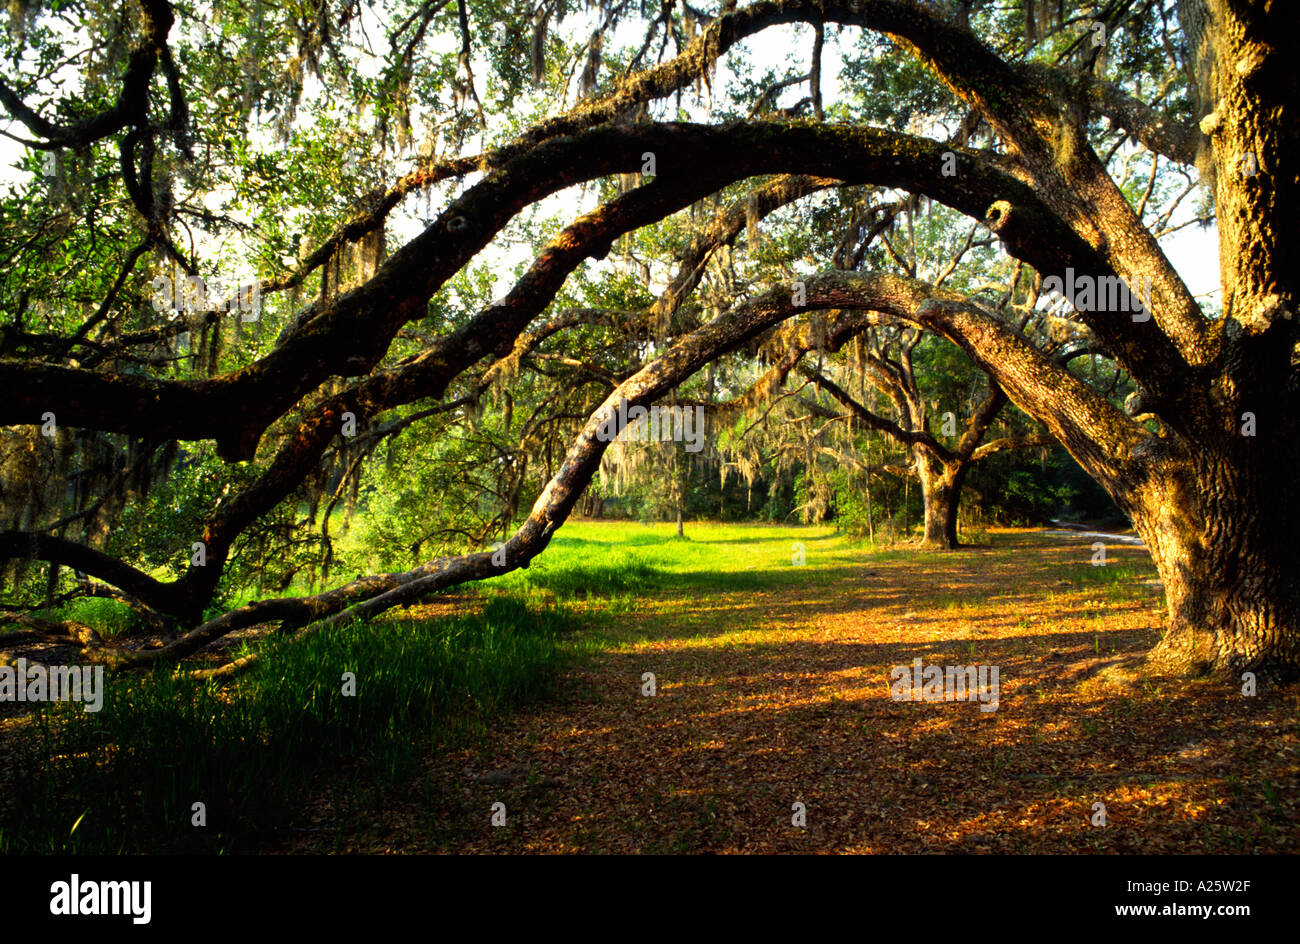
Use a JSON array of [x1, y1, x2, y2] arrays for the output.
[[1123, 438, 1300, 679], [915, 451, 965, 550]]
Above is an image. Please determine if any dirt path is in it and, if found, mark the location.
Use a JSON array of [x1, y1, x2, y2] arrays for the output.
[[289, 533, 1299, 853]]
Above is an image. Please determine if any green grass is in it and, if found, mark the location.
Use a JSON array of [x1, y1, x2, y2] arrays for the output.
[[1061, 560, 1145, 584], [50, 596, 149, 639], [0, 595, 583, 853], [489, 520, 850, 601], [498, 548, 661, 599], [1055, 559, 1154, 605]]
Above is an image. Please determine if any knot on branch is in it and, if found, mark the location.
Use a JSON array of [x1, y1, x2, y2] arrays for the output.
[[983, 200, 1014, 234]]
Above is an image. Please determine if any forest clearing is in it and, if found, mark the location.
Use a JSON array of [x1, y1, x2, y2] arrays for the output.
[[9, 522, 1292, 854]]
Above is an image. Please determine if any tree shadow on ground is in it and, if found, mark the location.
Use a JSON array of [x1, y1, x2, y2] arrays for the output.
[[278, 533, 1297, 854]]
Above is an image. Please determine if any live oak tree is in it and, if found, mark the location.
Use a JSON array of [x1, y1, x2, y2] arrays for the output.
[[0, 0, 1295, 680], [761, 187, 1063, 548], [801, 324, 1054, 549], [586, 158, 1067, 547]]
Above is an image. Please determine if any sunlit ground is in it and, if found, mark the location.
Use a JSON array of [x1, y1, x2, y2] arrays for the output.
[[282, 521, 1299, 853]]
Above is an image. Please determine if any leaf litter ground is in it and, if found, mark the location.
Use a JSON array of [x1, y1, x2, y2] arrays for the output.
[[278, 525, 1298, 854]]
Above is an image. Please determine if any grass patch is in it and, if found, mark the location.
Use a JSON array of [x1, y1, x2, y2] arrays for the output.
[[46, 596, 149, 639], [1060, 561, 1145, 585], [473, 521, 855, 606], [497, 549, 661, 599], [0, 595, 582, 854]]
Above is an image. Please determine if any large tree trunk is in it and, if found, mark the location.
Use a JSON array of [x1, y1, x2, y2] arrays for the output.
[[915, 450, 962, 549], [1133, 445, 1300, 680]]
